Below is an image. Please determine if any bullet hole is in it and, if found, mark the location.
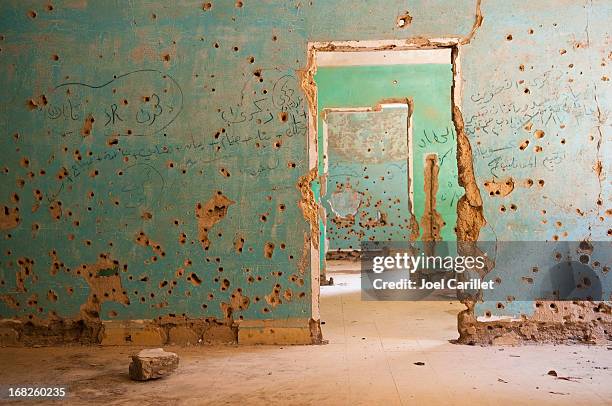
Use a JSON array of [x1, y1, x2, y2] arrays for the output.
[[510, 204, 517, 211], [560, 49, 567, 55], [552, 235, 559, 241], [167, 161, 175, 168], [538, 179, 545, 187], [396, 11, 412, 28], [528, 28, 534, 34], [497, 302, 505, 309], [221, 278, 230, 291], [51, 54, 59, 61], [519, 64, 525, 71], [162, 53, 170, 62], [534, 129, 545, 139], [233, 46, 239, 52], [248, 56, 255, 63], [499, 205, 506, 213], [27, 10, 37, 19], [525, 178, 534, 187], [236, 0, 243, 7], [519, 140, 530, 150], [272, 35, 277, 41], [288, 162, 296, 168], [81, 114, 94, 136], [219, 167, 230, 177], [213, 42, 219, 48], [506, 34, 513, 41], [203, 2, 212, 10], [189, 272, 202, 286], [234, 235, 245, 253], [534, 145, 543, 152], [578, 254, 590, 265], [264, 242, 275, 258], [278, 111, 288, 122], [278, 203, 285, 211], [524, 88, 530, 94]]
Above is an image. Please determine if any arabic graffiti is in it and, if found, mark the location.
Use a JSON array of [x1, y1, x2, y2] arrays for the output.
[[42, 70, 183, 137], [466, 72, 598, 138], [486, 151, 567, 178], [215, 74, 307, 154]]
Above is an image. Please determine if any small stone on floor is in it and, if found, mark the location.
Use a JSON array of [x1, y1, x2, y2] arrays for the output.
[[129, 348, 179, 381]]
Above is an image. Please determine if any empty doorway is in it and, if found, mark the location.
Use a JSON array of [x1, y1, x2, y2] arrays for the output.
[[305, 41, 465, 345]]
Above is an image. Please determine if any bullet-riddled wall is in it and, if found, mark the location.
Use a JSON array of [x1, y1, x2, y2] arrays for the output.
[[0, 0, 610, 345], [316, 63, 459, 250]]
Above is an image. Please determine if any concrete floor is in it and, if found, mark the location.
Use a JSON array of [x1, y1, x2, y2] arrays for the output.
[[0, 265, 611, 405]]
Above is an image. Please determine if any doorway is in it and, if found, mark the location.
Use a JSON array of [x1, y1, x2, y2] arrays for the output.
[[304, 40, 464, 344]]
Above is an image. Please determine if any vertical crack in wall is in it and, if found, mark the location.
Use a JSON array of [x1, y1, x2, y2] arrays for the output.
[[591, 84, 604, 220], [450, 43, 488, 343], [296, 168, 319, 249], [420, 154, 444, 241], [460, 0, 484, 45]]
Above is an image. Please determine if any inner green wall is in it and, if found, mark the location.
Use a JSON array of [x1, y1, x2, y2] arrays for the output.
[[315, 64, 460, 260]]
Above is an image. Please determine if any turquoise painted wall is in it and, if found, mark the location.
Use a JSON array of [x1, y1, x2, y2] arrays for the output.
[[323, 106, 411, 249], [0, 0, 609, 326]]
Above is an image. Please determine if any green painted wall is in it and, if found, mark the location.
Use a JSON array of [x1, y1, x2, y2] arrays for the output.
[[316, 64, 460, 252]]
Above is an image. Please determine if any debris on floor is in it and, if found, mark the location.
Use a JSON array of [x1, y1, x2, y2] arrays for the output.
[[128, 348, 179, 381]]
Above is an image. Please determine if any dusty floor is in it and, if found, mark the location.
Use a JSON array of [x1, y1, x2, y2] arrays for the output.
[[0, 264, 611, 405]]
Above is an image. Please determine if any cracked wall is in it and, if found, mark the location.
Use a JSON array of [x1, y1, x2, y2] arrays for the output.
[[323, 106, 413, 250], [0, 0, 609, 345]]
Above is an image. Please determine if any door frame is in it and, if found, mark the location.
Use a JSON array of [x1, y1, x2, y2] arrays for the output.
[[302, 38, 463, 325]]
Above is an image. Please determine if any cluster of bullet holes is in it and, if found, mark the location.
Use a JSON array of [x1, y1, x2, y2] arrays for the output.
[[499, 203, 518, 213], [234, 235, 245, 253]]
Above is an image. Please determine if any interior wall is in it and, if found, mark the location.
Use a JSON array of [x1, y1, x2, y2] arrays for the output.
[[0, 0, 609, 345], [323, 106, 411, 250], [316, 63, 459, 250]]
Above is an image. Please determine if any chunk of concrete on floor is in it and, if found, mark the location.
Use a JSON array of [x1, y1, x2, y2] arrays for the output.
[[128, 348, 179, 381]]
